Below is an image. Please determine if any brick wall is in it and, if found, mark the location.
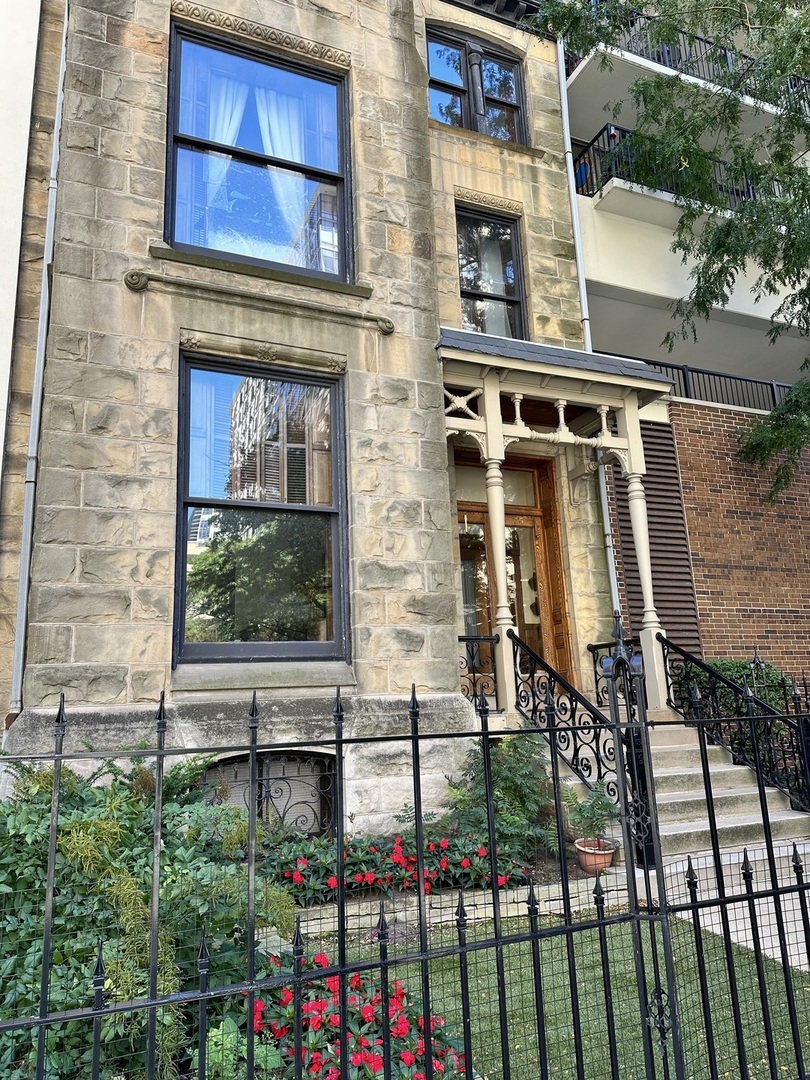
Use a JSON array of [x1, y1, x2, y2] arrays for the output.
[[670, 400, 810, 674]]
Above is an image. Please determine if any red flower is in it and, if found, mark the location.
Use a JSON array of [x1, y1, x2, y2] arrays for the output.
[[297, 856, 308, 868], [326, 975, 340, 993], [391, 1013, 410, 1036], [428, 841, 436, 852], [270, 1021, 289, 1039], [424, 881, 432, 894], [498, 874, 509, 887], [313, 952, 331, 968], [364, 870, 376, 884], [439, 838, 449, 849], [329, 1012, 341, 1027], [253, 999, 266, 1034], [361, 1003, 376, 1023], [477, 846, 487, 857], [327, 875, 338, 889], [292, 870, 304, 884], [280, 987, 294, 1006], [350, 972, 364, 990], [460, 857, 471, 868], [440, 856, 449, 871], [351, 1052, 363, 1067], [366, 1052, 385, 1073], [369, 845, 377, 853], [401, 1050, 417, 1066]]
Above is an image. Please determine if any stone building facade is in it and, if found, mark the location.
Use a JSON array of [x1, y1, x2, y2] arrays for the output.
[[3, 0, 806, 815]]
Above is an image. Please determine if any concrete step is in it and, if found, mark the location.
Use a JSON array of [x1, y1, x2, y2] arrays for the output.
[[663, 840, 810, 899], [647, 722, 697, 747], [648, 743, 729, 770], [652, 762, 752, 794], [658, 809, 810, 856], [655, 785, 788, 822]]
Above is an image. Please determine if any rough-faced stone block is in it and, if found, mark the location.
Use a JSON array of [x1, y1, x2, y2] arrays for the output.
[[40, 432, 138, 472], [78, 547, 171, 585], [39, 507, 132, 546], [82, 474, 174, 511], [355, 558, 424, 591], [73, 624, 169, 663], [30, 584, 131, 623], [24, 664, 129, 707], [27, 624, 74, 665]]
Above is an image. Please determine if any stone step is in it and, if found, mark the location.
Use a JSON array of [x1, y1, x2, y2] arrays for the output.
[[662, 840, 810, 900], [648, 743, 729, 770], [647, 722, 697, 747], [655, 785, 788, 822], [652, 762, 753, 794], [658, 809, 810, 856]]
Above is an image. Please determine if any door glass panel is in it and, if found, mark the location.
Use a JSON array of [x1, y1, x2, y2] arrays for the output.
[[455, 465, 536, 506], [506, 525, 543, 657], [458, 521, 491, 636]]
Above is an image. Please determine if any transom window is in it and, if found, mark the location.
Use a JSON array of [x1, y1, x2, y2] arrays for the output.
[[178, 359, 346, 662], [428, 31, 524, 143], [456, 210, 525, 339], [168, 32, 347, 278]]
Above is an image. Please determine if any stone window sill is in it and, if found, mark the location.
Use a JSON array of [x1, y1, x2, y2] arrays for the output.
[[149, 241, 373, 299], [171, 661, 356, 694]]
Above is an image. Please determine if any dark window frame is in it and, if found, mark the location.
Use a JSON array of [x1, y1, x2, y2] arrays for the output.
[[456, 207, 527, 340], [174, 353, 349, 665], [165, 25, 353, 282], [427, 28, 527, 144]]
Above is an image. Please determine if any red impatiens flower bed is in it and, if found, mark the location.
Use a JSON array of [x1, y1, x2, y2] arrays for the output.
[[257, 951, 465, 1078], [266, 831, 524, 906]]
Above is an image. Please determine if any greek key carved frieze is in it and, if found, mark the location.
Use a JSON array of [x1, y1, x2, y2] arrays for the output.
[[453, 187, 523, 216], [170, 1, 351, 67]]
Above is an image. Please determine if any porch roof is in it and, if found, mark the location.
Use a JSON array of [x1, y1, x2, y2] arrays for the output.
[[437, 328, 673, 406]]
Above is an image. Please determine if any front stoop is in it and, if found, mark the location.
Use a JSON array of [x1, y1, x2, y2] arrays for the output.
[[647, 723, 810, 857]]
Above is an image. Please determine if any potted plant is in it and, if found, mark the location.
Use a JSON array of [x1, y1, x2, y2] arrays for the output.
[[563, 782, 621, 874]]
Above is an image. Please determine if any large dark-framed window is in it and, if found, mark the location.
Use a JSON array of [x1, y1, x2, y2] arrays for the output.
[[427, 30, 525, 144], [175, 356, 348, 663], [456, 209, 525, 339], [167, 28, 350, 280]]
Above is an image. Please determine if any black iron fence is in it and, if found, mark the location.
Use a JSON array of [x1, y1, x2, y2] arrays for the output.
[[1, 642, 810, 1080], [659, 634, 810, 812], [641, 358, 791, 411]]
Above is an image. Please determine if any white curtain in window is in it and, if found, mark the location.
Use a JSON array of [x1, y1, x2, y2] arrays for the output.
[[254, 87, 307, 237], [206, 73, 249, 204], [480, 237, 510, 337]]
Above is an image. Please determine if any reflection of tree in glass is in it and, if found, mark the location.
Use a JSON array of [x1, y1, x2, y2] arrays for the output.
[[457, 218, 515, 294], [186, 510, 331, 643]]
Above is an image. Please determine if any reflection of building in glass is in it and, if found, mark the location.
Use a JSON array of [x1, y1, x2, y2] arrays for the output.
[[289, 189, 338, 274], [228, 377, 331, 505]]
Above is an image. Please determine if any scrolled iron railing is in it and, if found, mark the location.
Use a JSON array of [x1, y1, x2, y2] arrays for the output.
[[658, 633, 810, 812], [588, 634, 641, 708], [458, 634, 499, 712], [508, 628, 619, 799]]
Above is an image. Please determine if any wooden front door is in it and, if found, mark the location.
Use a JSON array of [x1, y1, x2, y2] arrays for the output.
[[457, 456, 572, 679]]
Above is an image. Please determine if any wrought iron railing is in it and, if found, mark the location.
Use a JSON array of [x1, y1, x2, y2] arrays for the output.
[[458, 634, 499, 711], [588, 633, 641, 708], [566, 8, 810, 114], [642, 358, 791, 410], [508, 628, 619, 799], [658, 633, 810, 811], [574, 123, 763, 210]]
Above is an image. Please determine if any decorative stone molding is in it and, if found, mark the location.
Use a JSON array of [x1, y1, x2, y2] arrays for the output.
[[124, 269, 394, 336], [170, 1, 351, 67], [453, 187, 523, 216], [179, 329, 347, 374]]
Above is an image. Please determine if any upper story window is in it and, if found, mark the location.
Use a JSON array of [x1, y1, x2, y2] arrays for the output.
[[428, 31, 524, 143], [457, 209, 525, 339], [168, 32, 348, 279], [177, 358, 347, 663]]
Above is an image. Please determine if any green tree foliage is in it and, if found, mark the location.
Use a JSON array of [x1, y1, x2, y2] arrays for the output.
[[528, 1, 810, 496], [186, 509, 331, 643]]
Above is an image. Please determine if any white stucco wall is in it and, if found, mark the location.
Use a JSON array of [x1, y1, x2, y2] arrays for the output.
[[0, 3, 42, 485]]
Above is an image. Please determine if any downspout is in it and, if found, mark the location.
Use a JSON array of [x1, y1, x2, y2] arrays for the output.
[[8, 0, 71, 721], [557, 36, 592, 352], [556, 36, 621, 612]]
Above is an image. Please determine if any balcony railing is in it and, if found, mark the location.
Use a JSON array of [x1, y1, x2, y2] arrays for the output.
[[597, 351, 792, 411], [566, 8, 810, 114], [574, 123, 762, 211]]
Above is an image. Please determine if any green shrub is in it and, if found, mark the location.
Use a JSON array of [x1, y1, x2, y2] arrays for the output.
[[0, 758, 294, 1080]]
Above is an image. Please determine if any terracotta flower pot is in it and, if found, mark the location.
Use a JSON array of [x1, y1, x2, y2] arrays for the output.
[[574, 837, 617, 875]]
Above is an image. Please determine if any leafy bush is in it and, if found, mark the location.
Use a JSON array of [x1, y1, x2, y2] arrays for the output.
[[0, 758, 294, 1080], [675, 656, 791, 717], [439, 732, 557, 864]]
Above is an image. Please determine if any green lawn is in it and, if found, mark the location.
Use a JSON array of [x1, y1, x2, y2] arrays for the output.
[[312, 904, 810, 1080]]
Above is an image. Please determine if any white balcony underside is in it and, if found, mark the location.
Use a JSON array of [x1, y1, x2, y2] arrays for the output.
[[577, 192, 806, 384], [567, 48, 776, 146]]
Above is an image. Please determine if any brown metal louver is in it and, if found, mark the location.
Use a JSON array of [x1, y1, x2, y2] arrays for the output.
[[611, 421, 702, 656]]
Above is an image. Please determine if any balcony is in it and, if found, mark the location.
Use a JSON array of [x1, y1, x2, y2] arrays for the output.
[[573, 123, 763, 215], [566, 11, 810, 145]]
